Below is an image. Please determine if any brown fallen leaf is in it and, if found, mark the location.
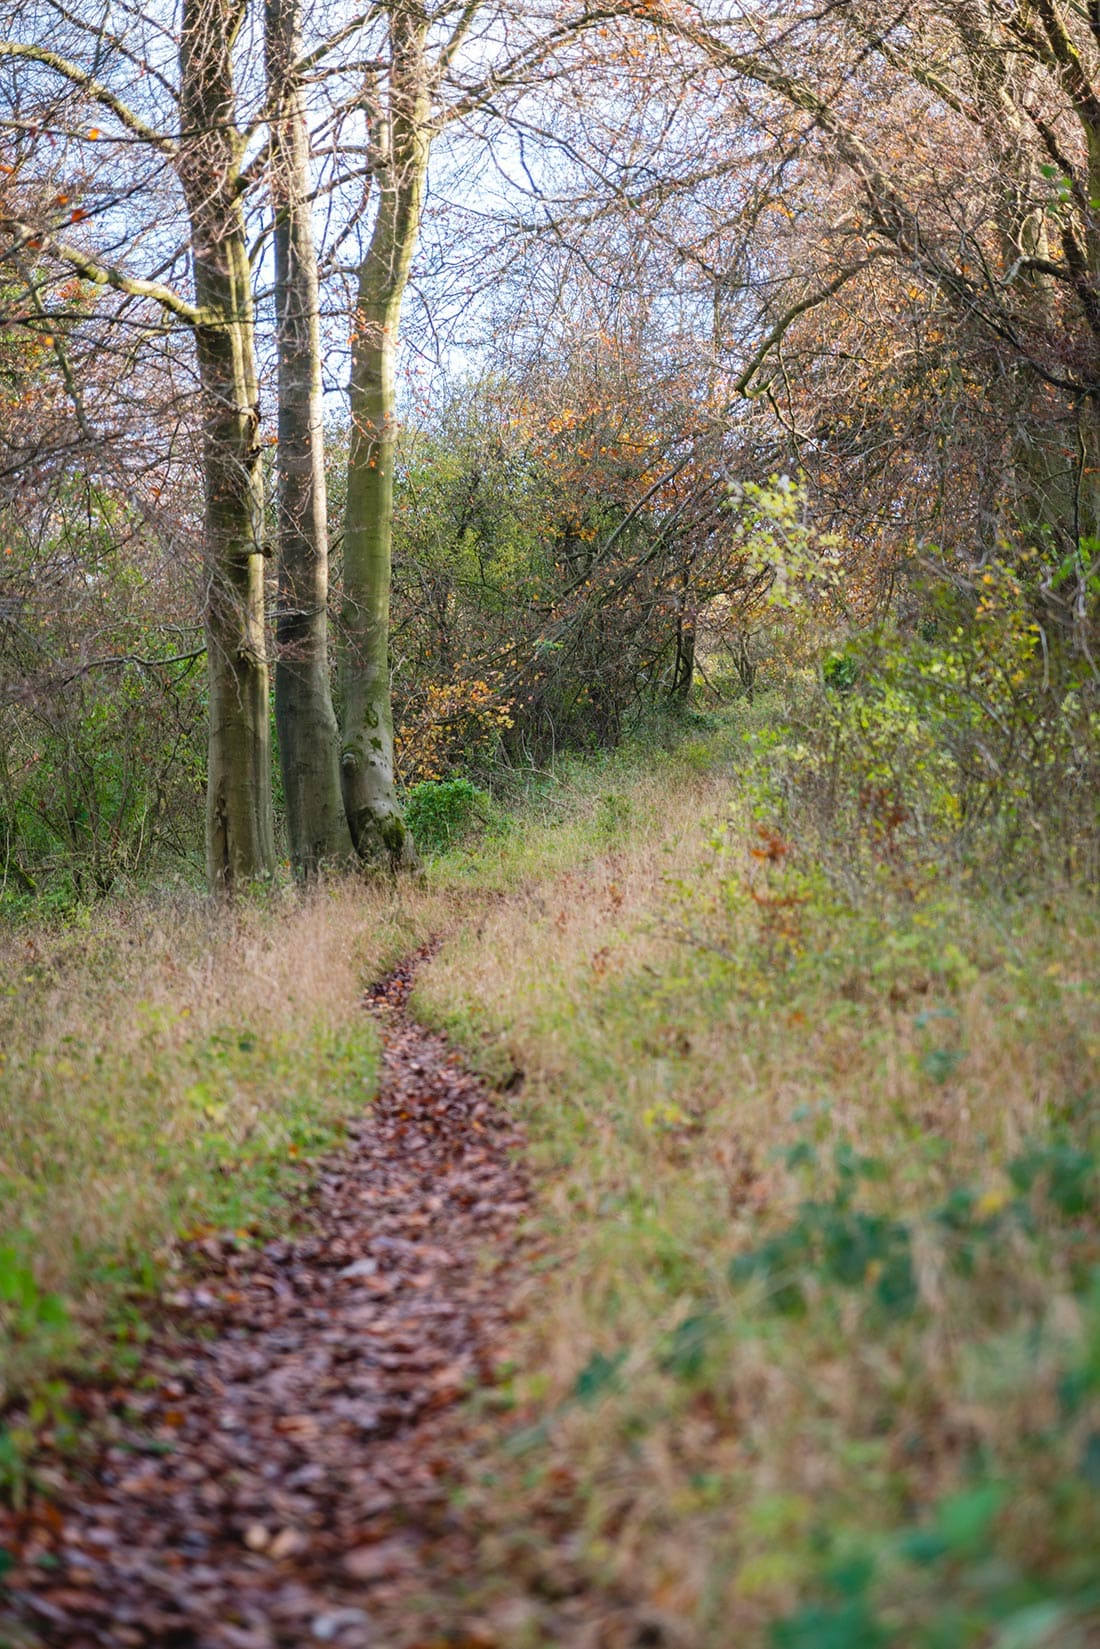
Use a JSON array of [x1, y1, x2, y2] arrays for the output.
[[269, 1526, 306, 1560], [341, 1537, 417, 1582], [2, 945, 535, 1649], [274, 1414, 321, 1438]]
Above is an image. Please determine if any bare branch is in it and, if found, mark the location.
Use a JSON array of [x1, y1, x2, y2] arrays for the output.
[[0, 216, 204, 326], [0, 38, 177, 153]]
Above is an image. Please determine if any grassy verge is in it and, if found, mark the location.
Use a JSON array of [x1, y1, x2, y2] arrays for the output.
[[415, 699, 1100, 1648], [0, 876, 451, 1491], [4, 686, 1098, 1647], [0, 718, 690, 1484], [0, 712, 739, 1496]]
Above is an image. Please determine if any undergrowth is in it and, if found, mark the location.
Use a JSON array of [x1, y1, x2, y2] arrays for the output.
[[414, 680, 1100, 1648], [3, 632, 1099, 1649]]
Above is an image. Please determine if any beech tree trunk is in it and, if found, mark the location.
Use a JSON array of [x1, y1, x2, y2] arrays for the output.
[[266, 0, 354, 876], [340, 7, 429, 871], [179, 0, 275, 891]]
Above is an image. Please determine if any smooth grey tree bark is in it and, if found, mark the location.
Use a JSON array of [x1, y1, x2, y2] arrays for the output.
[[339, 5, 430, 871], [334, 0, 607, 867], [0, 1, 278, 890], [178, 0, 276, 890], [266, 0, 355, 876]]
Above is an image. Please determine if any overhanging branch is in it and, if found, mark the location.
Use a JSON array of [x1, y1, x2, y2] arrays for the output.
[[0, 217, 206, 326]]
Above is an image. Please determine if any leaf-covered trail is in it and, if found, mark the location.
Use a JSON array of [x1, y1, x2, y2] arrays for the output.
[[2, 947, 530, 1648]]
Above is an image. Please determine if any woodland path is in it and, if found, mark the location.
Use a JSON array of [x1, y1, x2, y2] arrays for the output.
[[1, 948, 530, 1649]]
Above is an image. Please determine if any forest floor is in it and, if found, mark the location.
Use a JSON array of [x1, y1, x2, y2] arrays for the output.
[[2, 699, 1099, 1649], [1, 950, 536, 1648], [0, 860, 653, 1649]]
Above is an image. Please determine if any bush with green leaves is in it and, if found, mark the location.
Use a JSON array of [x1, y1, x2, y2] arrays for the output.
[[737, 564, 1100, 887], [403, 776, 491, 853], [1, 474, 206, 905]]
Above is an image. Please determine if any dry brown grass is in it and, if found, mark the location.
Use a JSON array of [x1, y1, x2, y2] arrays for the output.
[[0, 874, 456, 1409], [3, 709, 1097, 1643], [414, 726, 1100, 1647]]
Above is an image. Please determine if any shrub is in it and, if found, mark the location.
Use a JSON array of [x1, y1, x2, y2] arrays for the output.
[[404, 776, 490, 853]]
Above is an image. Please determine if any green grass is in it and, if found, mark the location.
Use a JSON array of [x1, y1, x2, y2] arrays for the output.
[[0, 878, 452, 1493], [4, 685, 1098, 1649], [414, 700, 1100, 1648]]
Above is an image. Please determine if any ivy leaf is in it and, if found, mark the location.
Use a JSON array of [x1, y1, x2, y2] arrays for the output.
[[571, 1348, 627, 1406], [934, 1481, 1005, 1556]]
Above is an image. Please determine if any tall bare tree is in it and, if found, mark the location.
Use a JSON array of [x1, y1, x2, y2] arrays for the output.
[[1, 0, 276, 890], [335, 0, 619, 866], [179, 0, 276, 888], [266, 0, 355, 875], [338, 6, 432, 868]]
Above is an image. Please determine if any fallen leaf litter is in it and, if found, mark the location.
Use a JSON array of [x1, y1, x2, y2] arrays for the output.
[[1, 947, 530, 1648]]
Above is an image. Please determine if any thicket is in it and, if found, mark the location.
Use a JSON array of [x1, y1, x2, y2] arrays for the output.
[[6, 465, 1099, 906], [1, 346, 768, 903], [759, 560, 1100, 891], [386, 355, 765, 784], [0, 486, 206, 907]]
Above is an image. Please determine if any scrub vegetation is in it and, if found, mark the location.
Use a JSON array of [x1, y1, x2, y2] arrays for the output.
[[413, 673, 1100, 1648]]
